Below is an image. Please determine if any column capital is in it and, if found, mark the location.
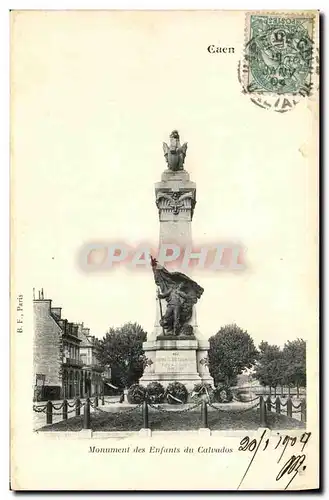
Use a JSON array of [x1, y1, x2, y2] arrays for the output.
[[155, 171, 196, 222]]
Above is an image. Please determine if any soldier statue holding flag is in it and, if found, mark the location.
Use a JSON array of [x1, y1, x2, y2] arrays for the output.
[[157, 282, 188, 335], [150, 256, 204, 337]]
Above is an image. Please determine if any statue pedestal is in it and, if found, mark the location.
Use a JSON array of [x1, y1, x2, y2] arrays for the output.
[[140, 299, 214, 390], [140, 338, 213, 391]]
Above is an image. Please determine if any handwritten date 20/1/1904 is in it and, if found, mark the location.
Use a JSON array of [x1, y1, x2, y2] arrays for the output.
[[237, 431, 311, 490]]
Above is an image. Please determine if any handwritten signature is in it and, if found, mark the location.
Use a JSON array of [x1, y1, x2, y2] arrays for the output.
[[237, 431, 311, 490]]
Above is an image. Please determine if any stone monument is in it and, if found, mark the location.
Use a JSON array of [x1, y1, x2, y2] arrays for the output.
[[139, 130, 213, 391]]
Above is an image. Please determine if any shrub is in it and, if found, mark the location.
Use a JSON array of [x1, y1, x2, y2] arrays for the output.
[[213, 385, 233, 403], [127, 384, 146, 404], [165, 382, 188, 404], [191, 383, 214, 402], [146, 382, 165, 403]]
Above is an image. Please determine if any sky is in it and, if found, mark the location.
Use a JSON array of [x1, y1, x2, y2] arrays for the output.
[[12, 11, 318, 348]]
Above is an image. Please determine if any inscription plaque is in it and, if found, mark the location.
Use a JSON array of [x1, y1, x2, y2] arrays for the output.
[[155, 350, 197, 374]]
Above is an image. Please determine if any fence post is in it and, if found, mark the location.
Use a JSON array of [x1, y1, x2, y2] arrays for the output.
[[201, 400, 208, 428], [94, 395, 98, 408], [275, 397, 281, 414], [102, 395, 105, 406], [83, 397, 91, 429], [142, 400, 149, 429], [76, 398, 81, 416], [46, 401, 53, 425], [63, 399, 68, 420], [301, 399, 306, 423], [259, 396, 267, 427], [266, 395, 272, 412], [287, 397, 292, 418]]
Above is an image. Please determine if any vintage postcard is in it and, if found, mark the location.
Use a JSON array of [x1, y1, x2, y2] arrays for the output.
[[10, 10, 319, 491]]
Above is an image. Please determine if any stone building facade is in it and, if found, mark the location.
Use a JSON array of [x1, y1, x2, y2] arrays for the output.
[[33, 290, 109, 401], [77, 324, 104, 397], [33, 292, 63, 400]]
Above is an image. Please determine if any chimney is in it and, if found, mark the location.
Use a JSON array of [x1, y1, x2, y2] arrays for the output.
[[51, 307, 62, 319], [33, 288, 35, 300], [38, 290, 41, 299], [41, 288, 44, 299]]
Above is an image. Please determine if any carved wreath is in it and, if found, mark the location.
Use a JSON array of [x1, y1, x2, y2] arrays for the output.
[[156, 191, 194, 215]]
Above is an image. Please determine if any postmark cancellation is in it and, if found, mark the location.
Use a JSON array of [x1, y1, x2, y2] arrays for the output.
[[242, 12, 317, 97]]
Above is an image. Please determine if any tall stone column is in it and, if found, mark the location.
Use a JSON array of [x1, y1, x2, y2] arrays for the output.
[[140, 131, 213, 391], [156, 169, 195, 246]]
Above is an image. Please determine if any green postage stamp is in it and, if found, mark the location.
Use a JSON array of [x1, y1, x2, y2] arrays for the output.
[[244, 13, 315, 95]]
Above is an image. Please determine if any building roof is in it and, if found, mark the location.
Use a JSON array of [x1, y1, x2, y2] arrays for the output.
[[76, 324, 97, 348], [33, 290, 81, 342]]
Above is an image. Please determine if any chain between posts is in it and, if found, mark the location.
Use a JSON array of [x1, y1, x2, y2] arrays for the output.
[[33, 405, 47, 413], [232, 395, 260, 403], [33, 400, 86, 416], [148, 401, 203, 414], [66, 401, 77, 408], [291, 401, 302, 409], [208, 401, 259, 413], [33, 399, 86, 411], [51, 402, 86, 416], [52, 402, 64, 410], [33, 392, 306, 428], [90, 401, 144, 415], [52, 406, 82, 416]]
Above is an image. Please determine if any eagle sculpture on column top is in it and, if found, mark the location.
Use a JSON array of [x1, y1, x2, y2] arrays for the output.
[[162, 130, 188, 171]]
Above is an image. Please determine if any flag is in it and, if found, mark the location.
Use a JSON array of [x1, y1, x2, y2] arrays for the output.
[[150, 256, 204, 302]]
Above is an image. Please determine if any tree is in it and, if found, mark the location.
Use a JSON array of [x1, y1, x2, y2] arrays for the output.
[[282, 339, 306, 397], [208, 324, 258, 387], [254, 341, 284, 395], [96, 322, 147, 390], [254, 339, 306, 397]]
